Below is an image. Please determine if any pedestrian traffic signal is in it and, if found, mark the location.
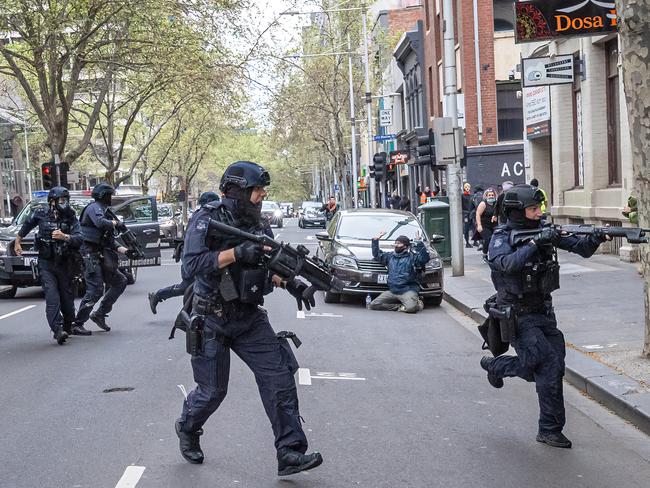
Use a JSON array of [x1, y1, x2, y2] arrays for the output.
[[41, 161, 70, 189], [373, 152, 387, 181], [415, 129, 435, 166], [369, 163, 376, 180]]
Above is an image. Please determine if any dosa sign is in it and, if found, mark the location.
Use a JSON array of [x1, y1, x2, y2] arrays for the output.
[[515, 1, 617, 43]]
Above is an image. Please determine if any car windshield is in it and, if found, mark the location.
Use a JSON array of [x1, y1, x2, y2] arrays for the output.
[[13, 199, 90, 226], [337, 214, 425, 241], [302, 202, 321, 209], [262, 201, 278, 210], [158, 205, 173, 218]]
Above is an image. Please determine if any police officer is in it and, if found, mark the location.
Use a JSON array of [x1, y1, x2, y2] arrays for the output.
[[480, 184, 608, 448], [72, 183, 129, 335], [175, 161, 322, 476], [15, 187, 82, 344], [148, 191, 220, 314]]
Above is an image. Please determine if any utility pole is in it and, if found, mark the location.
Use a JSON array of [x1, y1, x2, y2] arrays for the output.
[[347, 34, 359, 209], [361, 7, 376, 208], [443, 0, 464, 276]]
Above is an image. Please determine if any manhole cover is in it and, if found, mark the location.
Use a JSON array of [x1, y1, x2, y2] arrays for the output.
[[102, 387, 135, 393]]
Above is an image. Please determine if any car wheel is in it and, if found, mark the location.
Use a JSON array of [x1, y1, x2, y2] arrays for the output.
[[425, 295, 443, 307], [0, 285, 17, 299], [324, 291, 340, 304]]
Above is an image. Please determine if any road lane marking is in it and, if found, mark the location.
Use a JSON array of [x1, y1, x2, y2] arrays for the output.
[[312, 372, 366, 381], [115, 466, 145, 488], [0, 305, 36, 321], [298, 368, 312, 385], [305, 312, 342, 318], [296, 310, 305, 319]]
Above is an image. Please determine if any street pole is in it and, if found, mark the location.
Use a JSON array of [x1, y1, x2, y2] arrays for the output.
[[347, 34, 359, 209], [361, 7, 376, 208], [21, 110, 32, 200], [442, 0, 464, 276]]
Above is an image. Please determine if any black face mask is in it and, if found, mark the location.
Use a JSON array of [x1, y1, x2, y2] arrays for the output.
[[225, 187, 262, 226], [99, 194, 112, 206], [507, 209, 541, 229], [394, 245, 406, 254], [56, 198, 69, 213]]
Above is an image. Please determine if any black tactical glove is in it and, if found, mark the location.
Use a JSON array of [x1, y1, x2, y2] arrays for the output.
[[533, 226, 560, 247], [125, 249, 141, 260], [234, 241, 264, 264], [173, 241, 184, 263], [285, 278, 316, 311]]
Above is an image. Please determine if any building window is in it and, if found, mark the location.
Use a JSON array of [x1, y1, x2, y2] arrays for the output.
[[606, 38, 621, 186], [572, 58, 584, 187], [496, 82, 523, 142], [493, 0, 516, 31]]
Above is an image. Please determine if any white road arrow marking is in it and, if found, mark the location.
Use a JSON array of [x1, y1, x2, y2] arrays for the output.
[[115, 466, 145, 488]]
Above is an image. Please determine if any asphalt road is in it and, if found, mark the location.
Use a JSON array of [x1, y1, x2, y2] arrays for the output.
[[1, 218, 650, 488]]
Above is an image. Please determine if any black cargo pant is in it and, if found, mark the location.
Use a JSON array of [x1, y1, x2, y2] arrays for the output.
[[488, 311, 566, 434], [38, 259, 75, 333], [155, 277, 192, 301], [75, 250, 127, 325], [178, 307, 308, 452]]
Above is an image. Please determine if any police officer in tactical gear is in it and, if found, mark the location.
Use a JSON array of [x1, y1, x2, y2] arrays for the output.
[[481, 184, 608, 449], [72, 183, 129, 335], [148, 191, 220, 314], [15, 187, 82, 344], [175, 161, 322, 476]]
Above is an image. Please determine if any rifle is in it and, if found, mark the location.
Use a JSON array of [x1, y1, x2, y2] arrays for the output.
[[104, 207, 146, 260], [511, 224, 650, 247], [206, 218, 344, 293]]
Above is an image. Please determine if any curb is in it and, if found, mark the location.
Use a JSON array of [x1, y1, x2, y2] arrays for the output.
[[443, 290, 650, 437]]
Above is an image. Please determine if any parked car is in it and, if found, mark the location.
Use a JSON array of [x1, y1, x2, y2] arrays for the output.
[[262, 201, 283, 228], [298, 201, 326, 229], [315, 209, 444, 306], [158, 203, 181, 245], [0, 191, 161, 298]]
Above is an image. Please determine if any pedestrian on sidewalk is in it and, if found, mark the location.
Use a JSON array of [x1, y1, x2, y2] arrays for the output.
[[496, 181, 514, 224], [399, 194, 411, 212], [469, 186, 484, 247], [368, 232, 428, 313], [462, 182, 473, 248], [530, 178, 548, 214], [388, 191, 401, 210], [480, 184, 610, 449], [475, 188, 498, 262]]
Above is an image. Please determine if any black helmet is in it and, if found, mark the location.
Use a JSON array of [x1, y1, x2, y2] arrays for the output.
[[219, 161, 270, 192], [503, 184, 545, 227], [47, 186, 69, 203], [198, 191, 220, 206], [91, 182, 115, 203]]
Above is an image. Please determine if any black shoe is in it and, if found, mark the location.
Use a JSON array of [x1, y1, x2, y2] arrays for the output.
[[53, 328, 68, 345], [536, 431, 572, 449], [277, 448, 323, 476], [71, 324, 92, 336], [175, 420, 204, 464], [90, 313, 111, 332], [62, 322, 72, 334], [465, 243, 472, 248], [148, 292, 160, 315], [480, 356, 504, 388]]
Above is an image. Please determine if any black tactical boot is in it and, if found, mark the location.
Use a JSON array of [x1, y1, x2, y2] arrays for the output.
[[480, 356, 504, 389], [71, 324, 92, 336], [536, 431, 572, 449], [53, 328, 68, 345], [148, 292, 160, 315], [175, 420, 204, 464], [277, 448, 323, 476], [63, 322, 72, 334], [90, 313, 111, 332]]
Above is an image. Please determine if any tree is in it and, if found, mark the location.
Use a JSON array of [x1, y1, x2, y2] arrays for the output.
[[617, 0, 650, 356]]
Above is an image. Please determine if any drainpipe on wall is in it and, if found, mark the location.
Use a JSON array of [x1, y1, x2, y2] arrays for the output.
[[473, 0, 483, 145]]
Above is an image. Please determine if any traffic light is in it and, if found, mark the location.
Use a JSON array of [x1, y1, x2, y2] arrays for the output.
[[373, 152, 387, 181], [415, 129, 435, 166], [41, 161, 70, 189], [369, 163, 376, 180]]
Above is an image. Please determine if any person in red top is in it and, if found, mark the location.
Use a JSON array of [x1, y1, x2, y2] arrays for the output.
[[321, 196, 339, 221]]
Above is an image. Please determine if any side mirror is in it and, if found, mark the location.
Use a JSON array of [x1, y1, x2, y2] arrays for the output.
[[315, 231, 332, 242], [430, 234, 445, 244]]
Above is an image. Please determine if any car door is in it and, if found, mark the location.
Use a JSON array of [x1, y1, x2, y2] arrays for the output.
[[112, 196, 161, 267]]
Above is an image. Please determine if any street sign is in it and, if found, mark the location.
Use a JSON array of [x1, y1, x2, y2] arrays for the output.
[[432, 118, 464, 166], [379, 109, 392, 127], [515, 1, 618, 43], [524, 86, 551, 139], [522, 55, 574, 87], [373, 134, 396, 142], [67, 170, 80, 184]]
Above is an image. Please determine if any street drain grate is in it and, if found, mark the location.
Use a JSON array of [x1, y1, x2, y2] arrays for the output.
[[102, 387, 135, 393]]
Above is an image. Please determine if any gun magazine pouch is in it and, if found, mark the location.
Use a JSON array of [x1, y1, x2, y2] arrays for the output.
[[238, 268, 266, 304]]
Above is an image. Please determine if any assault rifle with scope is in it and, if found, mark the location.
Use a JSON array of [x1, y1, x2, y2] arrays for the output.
[[206, 218, 344, 294], [510, 224, 650, 247], [104, 207, 145, 260]]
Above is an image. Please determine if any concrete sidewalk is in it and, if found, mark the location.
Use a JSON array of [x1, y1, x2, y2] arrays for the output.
[[443, 245, 650, 435]]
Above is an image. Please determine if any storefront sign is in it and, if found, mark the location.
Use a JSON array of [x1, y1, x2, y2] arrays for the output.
[[524, 86, 551, 139], [389, 150, 409, 167], [522, 55, 574, 87], [515, 1, 617, 43]]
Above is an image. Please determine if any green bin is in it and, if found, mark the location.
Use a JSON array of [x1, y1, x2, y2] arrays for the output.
[[418, 200, 451, 261]]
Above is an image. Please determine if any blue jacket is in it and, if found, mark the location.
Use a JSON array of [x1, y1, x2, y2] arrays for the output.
[[80, 201, 118, 250], [372, 239, 429, 294], [19, 206, 82, 261]]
